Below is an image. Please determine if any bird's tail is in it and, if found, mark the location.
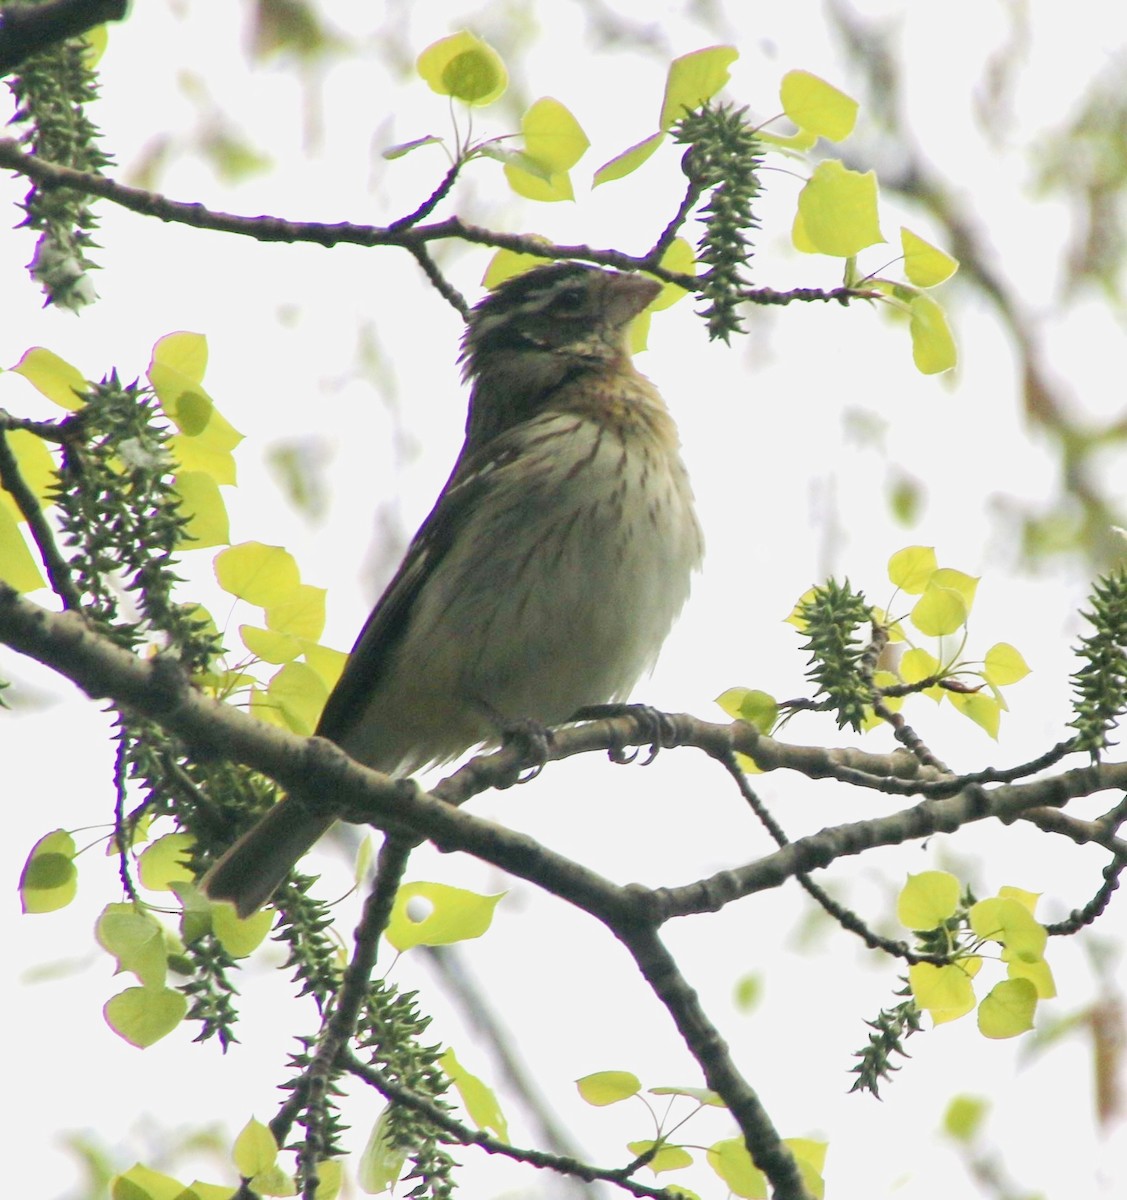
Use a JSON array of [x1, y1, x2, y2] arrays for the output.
[[201, 796, 335, 918]]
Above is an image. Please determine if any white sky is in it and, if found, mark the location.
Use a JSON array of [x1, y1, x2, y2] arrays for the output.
[[3, 2, 1125, 1197]]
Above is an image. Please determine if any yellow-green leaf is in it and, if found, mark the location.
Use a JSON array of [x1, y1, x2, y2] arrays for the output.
[[908, 961, 978, 1025], [19, 829, 77, 913], [943, 1095, 989, 1142], [593, 132, 665, 186], [521, 97, 589, 172], [233, 1118, 278, 1178], [214, 542, 300, 605], [650, 237, 696, 310], [416, 32, 507, 106], [0, 428, 57, 517], [482, 247, 553, 290], [0, 503, 46, 592], [1007, 954, 1056, 999], [138, 833, 195, 891], [241, 624, 301, 664], [266, 660, 328, 735], [210, 900, 275, 958], [504, 164, 574, 202], [649, 1085, 727, 1107], [627, 1141, 694, 1175], [909, 293, 957, 374], [901, 227, 958, 287], [440, 1047, 509, 1138], [111, 1164, 186, 1200], [312, 1159, 341, 1200], [300, 640, 348, 690], [96, 902, 168, 987], [706, 1136, 765, 1200], [997, 885, 1040, 914], [779, 70, 857, 141], [897, 870, 960, 930], [900, 647, 941, 686], [715, 687, 778, 734], [659, 46, 739, 130], [104, 985, 187, 1047], [151, 331, 208, 382], [983, 642, 1030, 686], [949, 691, 1001, 738], [977, 978, 1037, 1039], [358, 1108, 406, 1194], [266, 583, 326, 641], [911, 582, 967, 637], [247, 1165, 295, 1197], [970, 897, 1047, 961], [796, 160, 884, 257], [576, 1070, 641, 1106], [386, 881, 505, 950], [10, 346, 87, 410], [887, 545, 937, 594], [175, 471, 230, 549]]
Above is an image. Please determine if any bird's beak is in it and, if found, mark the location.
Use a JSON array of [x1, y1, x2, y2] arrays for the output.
[[602, 272, 663, 328]]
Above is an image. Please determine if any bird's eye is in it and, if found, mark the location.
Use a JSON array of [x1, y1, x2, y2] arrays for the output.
[[551, 286, 587, 313]]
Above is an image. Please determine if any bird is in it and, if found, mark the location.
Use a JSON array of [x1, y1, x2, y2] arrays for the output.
[[202, 261, 703, 917]]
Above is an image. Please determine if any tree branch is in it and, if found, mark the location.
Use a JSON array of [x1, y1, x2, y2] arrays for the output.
[[0, 0, 128, 75]]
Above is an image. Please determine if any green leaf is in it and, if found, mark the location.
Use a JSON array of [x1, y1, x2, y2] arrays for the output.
[[659, 46, 739, 130], [266, 660, 328, 735], [901, 227, 958, 287], [416, 32, 507, 106], [104, 985, 188, 1048], [908, 961, 979, 1025], [10, 346, 87, 410], [650, 238, 696, 309], [887, 545, 937, 594], [19, 829, 77, 912], [909, 293, 958, 374], [779, 70, 858, 141], [210, 900, 275, 958], [386, 881, 505, 950], [627, 1141, 694, 1174], [943, 1094, 989, 1142], [440, 1047, 509, 1138], [575, 1070, 641, 1106], [977, 978, 1037, 1039], [138, 834, 195, 891], [214, 542, 300, 606], [96, 903, 169, 987], [706, 1137, 765, 1199], [593, 132, 666, 186], [233, 1118, 278, 1178], [983, 642, 1030, 686], [897, 870, 960, 930], [174, 472, 230, 549], [796, 160, 884, 257], [949, 691, 1001, 738], [0, 503, 46, 593]]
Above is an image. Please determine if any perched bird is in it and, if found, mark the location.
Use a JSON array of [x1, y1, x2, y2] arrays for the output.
[[203, 262, 703, 916]]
